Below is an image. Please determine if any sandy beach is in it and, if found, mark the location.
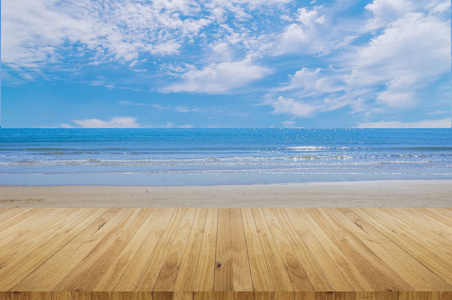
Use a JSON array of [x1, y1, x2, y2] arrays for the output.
[[1, 180, 451, 208]]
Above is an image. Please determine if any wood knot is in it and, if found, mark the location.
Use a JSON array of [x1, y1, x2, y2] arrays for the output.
[[97, 222, 106, 230], [355, 222, 364, 230]]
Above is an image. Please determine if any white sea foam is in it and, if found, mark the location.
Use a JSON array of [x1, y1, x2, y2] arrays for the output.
[[286, 146, 328, 151]]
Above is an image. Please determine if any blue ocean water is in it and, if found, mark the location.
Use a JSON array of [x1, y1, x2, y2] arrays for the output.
[[0, 128, 451, 185]]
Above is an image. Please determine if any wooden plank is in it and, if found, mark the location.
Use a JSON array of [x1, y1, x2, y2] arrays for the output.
[[174, 208, 209, 292], [0, 208, 84, 270], [384, 208, 452, 246], [154, 208, 198, 291], [0, 208, 68, 247], [430, 208, 452, 219], [355, 291, 397, 299], [57, 209, 151, 291], [0, 292, 10, 300], [261, 208, 313, 291], [308, 208, 410, 291], [214, 208, 253, 292], [370, 208, 452, 267], [271, 208, 332, 292], [0, 208, 60, 248], [0, 208, 13, 216], [193, 292, 212, 300], [133, 209, 188, 291], [1, 209, 100, 290], [0, 208, 450, 298], [0, 208, 36, 235], [334, 292, 355, 300], [330, 208, 451, 291], [72, 291, 92, 300], [294, 208, 375, 291], [10, 292, 51, 300], [192, 208, 218, 292], [91, 292, 111, 300], [16, 209, 124, 290], [422, 209, 452, 227], [111, 292, 153, 300], [378, 209, 452, 257], [113, 209, 176, 291], [241, 208, 274, 292], [294, 291, 335, 300], [249, 208, 294, 292], [401, 208, 452, 241], [12, 208, 121, 291], [91, 208, 165, 291], [397, 291, 443, 300], [152, 292, 193, 300], [0, 208, 26, 223], [282, 208, 353, 292], [51, 292, 72, 300], [353, 208, 452, 286]]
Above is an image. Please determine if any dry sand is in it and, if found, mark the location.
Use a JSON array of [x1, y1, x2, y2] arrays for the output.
[[0, 180, 451, 207]]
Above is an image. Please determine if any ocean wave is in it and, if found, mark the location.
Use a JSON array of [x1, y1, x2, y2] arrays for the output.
[[0, 157, 449, 167], [2, 168, 451, 176], [286, 146, 329, 151], [0, 155, 367, 166]]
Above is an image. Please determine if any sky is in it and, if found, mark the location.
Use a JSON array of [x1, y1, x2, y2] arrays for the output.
[[1, 0, 451, 128]]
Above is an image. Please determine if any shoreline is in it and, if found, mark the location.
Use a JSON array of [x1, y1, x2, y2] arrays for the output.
[[1, 179, 451, 208], [2, 178, 452, 186]]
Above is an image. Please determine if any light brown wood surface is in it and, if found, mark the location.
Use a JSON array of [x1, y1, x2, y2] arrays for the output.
[[0, 208, 451, 300]]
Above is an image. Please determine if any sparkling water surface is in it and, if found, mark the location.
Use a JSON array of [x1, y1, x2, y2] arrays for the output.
[[0, 128, 451, 185]]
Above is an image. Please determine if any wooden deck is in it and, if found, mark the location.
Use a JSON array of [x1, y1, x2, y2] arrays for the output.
[[0, 208, 451, 300]]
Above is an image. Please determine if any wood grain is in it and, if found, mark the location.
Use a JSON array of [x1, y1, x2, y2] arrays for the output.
[[0, 208, 449, 300]]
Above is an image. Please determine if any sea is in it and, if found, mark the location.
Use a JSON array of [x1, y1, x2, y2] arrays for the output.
[[0, 128, 451, 185]]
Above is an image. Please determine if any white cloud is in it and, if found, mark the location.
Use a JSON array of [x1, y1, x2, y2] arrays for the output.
[[163, 60, 272, 93], [275, 5, 358, 56], [1, 0, 294, 76], [348, 13, 450, 81], [283, 68, 321, 90], [428, 1, 451, 14], [281, 120, 296, 128], [376, 91, 415, 108], [164, 122, 194, 128], [278, 24, 310, 54], [279, 67, 343, 94], [275, 5, 450, 115], [428, 110, 451, 115], [271, 96, 319, 117], [62, 117, 196, 128], [151, 41, 182, 55], [1, 0, 211, 72], [365, 0, 414, 30], [344, 11, 450, 108], [118, 101, 146, 106], [208, 42, 234, 62], [71, 117, 142, 128], [3, 0, 451, 128], [277, 6, 326, 55], [175, 106, 206, 113], [358, 118, 451, 128], [297, 7, 325, 26], [153, 104, 207, 113], [261, 0, 451, 124]]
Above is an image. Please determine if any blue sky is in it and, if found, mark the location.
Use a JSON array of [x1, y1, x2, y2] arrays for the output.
[[1, 0, 451, 128]]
